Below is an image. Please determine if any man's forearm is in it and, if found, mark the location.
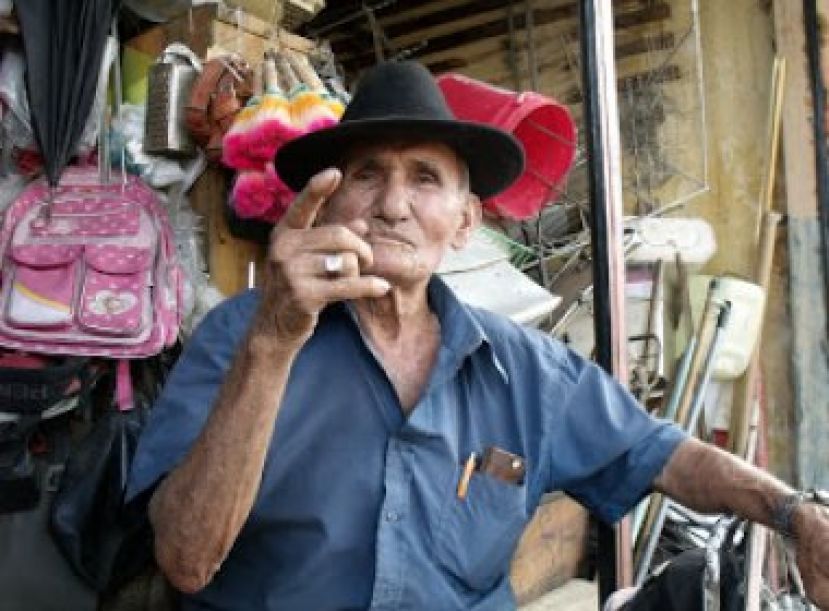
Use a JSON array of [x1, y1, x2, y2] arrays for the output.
[[149, 325, 302, 593], [653, 438, 796, 530], [653, 438, 829, 606]]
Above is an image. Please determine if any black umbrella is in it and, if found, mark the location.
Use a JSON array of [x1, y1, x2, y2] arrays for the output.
[[14, 0, 122, 188]]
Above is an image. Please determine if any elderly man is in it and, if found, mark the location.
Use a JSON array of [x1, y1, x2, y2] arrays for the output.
[[127, 62, 829, 610]]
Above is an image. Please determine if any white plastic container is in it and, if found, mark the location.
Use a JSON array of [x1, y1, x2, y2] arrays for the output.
[[626, 217, 717, 267], [689, 275, 766, 379]]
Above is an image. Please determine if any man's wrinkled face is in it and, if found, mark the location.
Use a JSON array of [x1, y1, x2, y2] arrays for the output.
[[318, 141, 480, 288]]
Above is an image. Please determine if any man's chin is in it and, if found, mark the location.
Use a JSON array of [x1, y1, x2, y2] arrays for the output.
[[363, 264, 432, 290]]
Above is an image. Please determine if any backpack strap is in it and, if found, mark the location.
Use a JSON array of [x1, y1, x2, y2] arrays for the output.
[[115, 359, 134, 413]]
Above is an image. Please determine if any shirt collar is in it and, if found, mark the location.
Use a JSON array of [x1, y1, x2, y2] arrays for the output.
[[337, 276, 508, 385], [428, 276, 509, 385]]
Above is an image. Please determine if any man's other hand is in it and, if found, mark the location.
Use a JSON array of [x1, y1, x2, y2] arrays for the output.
[[794, 499, 829, 608]]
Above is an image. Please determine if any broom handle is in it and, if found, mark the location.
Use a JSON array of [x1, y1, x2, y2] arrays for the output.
[[728, 211, 781, 457], [272, 51, 301, 92], [252, 60, 264, 98], [285, 51, 326, 93], [262, 55, 281, 94]]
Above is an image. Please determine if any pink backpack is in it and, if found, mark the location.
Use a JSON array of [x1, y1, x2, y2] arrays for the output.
[[0, 167, 182, 358]]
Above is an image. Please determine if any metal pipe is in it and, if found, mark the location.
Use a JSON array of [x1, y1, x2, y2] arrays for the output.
[[634, 278, 723, 573], [674, 277, 721, 429], [634, 301, 731, 585], [579, 0, 629, 600]]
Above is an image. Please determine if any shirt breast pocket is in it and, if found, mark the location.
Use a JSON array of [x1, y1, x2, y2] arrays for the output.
[[433, 470, 529, 592]]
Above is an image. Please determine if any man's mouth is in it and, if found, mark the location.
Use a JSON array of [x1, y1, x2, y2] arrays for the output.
[[367, 232, 415, 248]]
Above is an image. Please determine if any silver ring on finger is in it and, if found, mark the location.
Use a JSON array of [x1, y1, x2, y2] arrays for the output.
[[323, 253, 344, 277]]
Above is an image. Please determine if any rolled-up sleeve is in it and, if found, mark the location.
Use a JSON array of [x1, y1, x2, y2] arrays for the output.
[[125, 292, 256, 502], [545, 350, 687, 524]]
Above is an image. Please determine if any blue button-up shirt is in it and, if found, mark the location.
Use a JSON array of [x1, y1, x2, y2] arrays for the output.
[[127, 277, 686, 610]]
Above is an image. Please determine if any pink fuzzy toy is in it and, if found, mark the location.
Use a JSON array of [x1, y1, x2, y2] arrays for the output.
[[231, 163, 295, 224]]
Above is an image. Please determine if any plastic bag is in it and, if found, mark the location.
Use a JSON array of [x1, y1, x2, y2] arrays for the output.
[[50, 402, 152, 592]]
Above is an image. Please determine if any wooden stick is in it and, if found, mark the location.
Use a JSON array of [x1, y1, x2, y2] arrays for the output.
[[729, 211, 782, 457], [756, 57, 787, 237], [744, 416, 767, 611], [730, 58, 786, 456]]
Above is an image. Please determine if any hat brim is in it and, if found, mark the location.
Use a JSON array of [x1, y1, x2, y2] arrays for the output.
[[274, 118, 526, 199]]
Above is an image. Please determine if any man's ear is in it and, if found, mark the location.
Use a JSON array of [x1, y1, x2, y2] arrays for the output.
[[450, 194, 482, 250]]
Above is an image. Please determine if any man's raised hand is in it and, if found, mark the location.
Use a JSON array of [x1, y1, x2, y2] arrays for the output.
[[255, 168, 391, 343]]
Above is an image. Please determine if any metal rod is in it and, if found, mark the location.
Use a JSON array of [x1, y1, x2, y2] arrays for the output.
[[524, 0, 539, 91], [635, 301, 731, 585], [579, 0, 629, 600], [662, 336, 695, 421], [674, 277, 721, 429], [635, 278, 720, 570], [643, 259, 665, 380]]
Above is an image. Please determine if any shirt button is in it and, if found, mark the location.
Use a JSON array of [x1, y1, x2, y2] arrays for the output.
[[385, 511, 401, 522]]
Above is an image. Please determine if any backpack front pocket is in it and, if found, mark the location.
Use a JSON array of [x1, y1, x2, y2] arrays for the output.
[[5, 245, 83, 328], [29, 199, 140, 238], [78, 245, 152, 337]]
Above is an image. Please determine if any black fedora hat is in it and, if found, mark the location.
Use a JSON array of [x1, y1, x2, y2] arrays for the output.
[[274, 61, 525, 199]]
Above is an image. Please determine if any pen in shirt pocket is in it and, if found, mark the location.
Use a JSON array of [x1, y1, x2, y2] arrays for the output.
[[456, 452, 478, 500], [456, 447, 527, 500]]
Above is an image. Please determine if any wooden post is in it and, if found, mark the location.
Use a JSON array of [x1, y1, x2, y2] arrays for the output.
[[772, 0, 829, 490], [190, 167, 266, 296]]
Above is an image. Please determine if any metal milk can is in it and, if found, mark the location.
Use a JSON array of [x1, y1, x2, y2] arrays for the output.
[[144, 44, 201, 157]]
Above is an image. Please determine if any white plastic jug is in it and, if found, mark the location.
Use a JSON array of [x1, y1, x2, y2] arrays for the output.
[[688, 275, 766, 379]]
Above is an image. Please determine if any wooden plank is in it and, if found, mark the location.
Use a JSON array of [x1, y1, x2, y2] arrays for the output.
[[306, 0, 450, 37], [216, 4, 316, 52], [190, 167, 266, 297], [340, 2, 671, 69], [773, 0, 829, 490], [787, 218, 829, 490], [383, 0, 510, 40], [386, 0, 653, 42], [773, 1, 818, 220], [126, 5, 313, 63]]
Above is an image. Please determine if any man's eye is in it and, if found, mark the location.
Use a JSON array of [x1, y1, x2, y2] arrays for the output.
[[352, 169, 377, 181], [417, 172, 439, 184]]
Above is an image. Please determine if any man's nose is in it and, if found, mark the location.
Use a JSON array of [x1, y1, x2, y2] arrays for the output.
[[375, 176, 412, 222]]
